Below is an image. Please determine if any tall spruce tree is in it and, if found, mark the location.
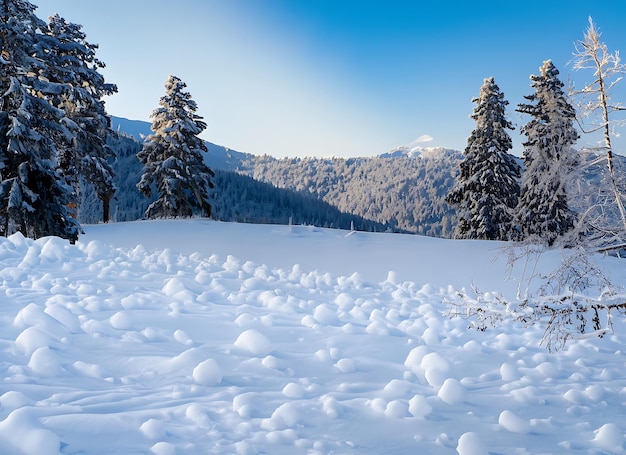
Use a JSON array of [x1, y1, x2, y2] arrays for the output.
[[446, 77, 521, 240], [0, 0, 78, 241], [137, 75, 214, 219], [516, 60, 579, 246], [43, 14, 118, 223]]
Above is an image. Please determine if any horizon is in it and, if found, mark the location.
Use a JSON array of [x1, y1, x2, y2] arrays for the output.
[[36, 0, 626, 158]]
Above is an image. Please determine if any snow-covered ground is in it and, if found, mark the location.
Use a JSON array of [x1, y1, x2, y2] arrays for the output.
[[0, 219, 625, 454]]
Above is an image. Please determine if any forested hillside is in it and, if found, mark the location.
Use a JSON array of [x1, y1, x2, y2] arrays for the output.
[[95, 132, 388, 232], [101, 118, 464, 236], [238, 147, 462, 237]]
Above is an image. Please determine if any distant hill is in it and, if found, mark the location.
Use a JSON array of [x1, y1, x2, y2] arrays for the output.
[[236, 149, 463, 237]]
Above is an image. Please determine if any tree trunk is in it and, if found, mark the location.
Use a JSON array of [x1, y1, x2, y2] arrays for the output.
[[101, 193, 111, 223]]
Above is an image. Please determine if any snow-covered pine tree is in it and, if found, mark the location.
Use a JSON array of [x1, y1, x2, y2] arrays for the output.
[[0, 0, 79, 241], [446, 77, 521, 240], [43, 14, 118, 223], [137, 75, 215, 219], [516, 60, 579, 246]]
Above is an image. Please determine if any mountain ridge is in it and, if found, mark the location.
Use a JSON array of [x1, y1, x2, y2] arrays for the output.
[[111, 116, 464, 164]]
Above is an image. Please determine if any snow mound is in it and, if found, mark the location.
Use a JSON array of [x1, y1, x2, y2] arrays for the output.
[[593, 423, 624, 451], [456, 432, 487, 455], [234, 329, 272, 356], [192, 359, 222, 386], [498, 410, 530, 434]]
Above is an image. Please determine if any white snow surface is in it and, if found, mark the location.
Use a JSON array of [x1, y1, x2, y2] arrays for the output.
[[0, 219, 625, 454]]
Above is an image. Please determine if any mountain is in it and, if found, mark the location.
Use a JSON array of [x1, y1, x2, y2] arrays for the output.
[[379, 145, 457, 160]]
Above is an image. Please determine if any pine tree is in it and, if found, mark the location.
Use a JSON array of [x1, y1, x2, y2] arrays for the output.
[[516, 60, 579, 246], [137, 75, 215, 219], [43, 14, 118, 223], [0, 0, 79, 241], [446, 77, 521, 240]]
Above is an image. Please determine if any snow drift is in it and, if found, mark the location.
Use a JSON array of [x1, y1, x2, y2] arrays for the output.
[[0, 219, 624, 454]]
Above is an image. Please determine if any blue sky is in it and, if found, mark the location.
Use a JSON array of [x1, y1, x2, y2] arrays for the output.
[[36, 0, 626, 158]]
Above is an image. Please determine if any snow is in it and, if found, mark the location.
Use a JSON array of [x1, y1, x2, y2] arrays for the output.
[[0, 219, 625, 454]]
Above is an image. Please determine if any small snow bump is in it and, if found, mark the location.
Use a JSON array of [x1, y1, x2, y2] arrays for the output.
[[408, 394, 432, 418], [498, 410, 530, 434], [39, 237, 67, 263], [313, 304, 339, 325], [404, 345, 430, 375], [234, 329, 272, 356], [73, 360, 105, 379], [437, 378, 465, 405], [593, 423, 624, 451], [320, 394, 341, 418], [141, 418, 166, 439], [173, 329, 194, 346], [334, 358, 357, 373], [384, 400, 409, 418], [15, 327, 52, 356], [150, 441, 176, 455], [261, 355, 280, 369], [110, 311, 134, 330], [28, 346, 62, 377], [421, 352, 450, 388], [283, 382, 305, 398], [500, 362, 519, 381], [262, 402, 301, 430], [456, 432, 487, 455], [192, 359, 222, 386], [162, 277, 187, 297]]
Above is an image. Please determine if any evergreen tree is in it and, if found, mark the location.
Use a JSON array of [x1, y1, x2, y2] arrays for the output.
[[0, 0, 78, 241], [137, 75, 214, 219], [43, 14, 118, 223], [516, 60, 579, 246], [446, 77, 521, 240]]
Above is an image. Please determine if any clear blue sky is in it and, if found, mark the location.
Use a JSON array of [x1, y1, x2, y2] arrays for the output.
[[36, 0, 626, 158]]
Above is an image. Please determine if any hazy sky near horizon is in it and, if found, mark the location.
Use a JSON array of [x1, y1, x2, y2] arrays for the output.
[[36, 0, 626, 158]]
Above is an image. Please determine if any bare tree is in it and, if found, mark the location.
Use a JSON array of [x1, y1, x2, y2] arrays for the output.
[[570, 17, 626, 248], [445, 244, 626, 351]]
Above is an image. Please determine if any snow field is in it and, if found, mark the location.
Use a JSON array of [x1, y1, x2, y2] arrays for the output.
[[0, 221, 624, 454]]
